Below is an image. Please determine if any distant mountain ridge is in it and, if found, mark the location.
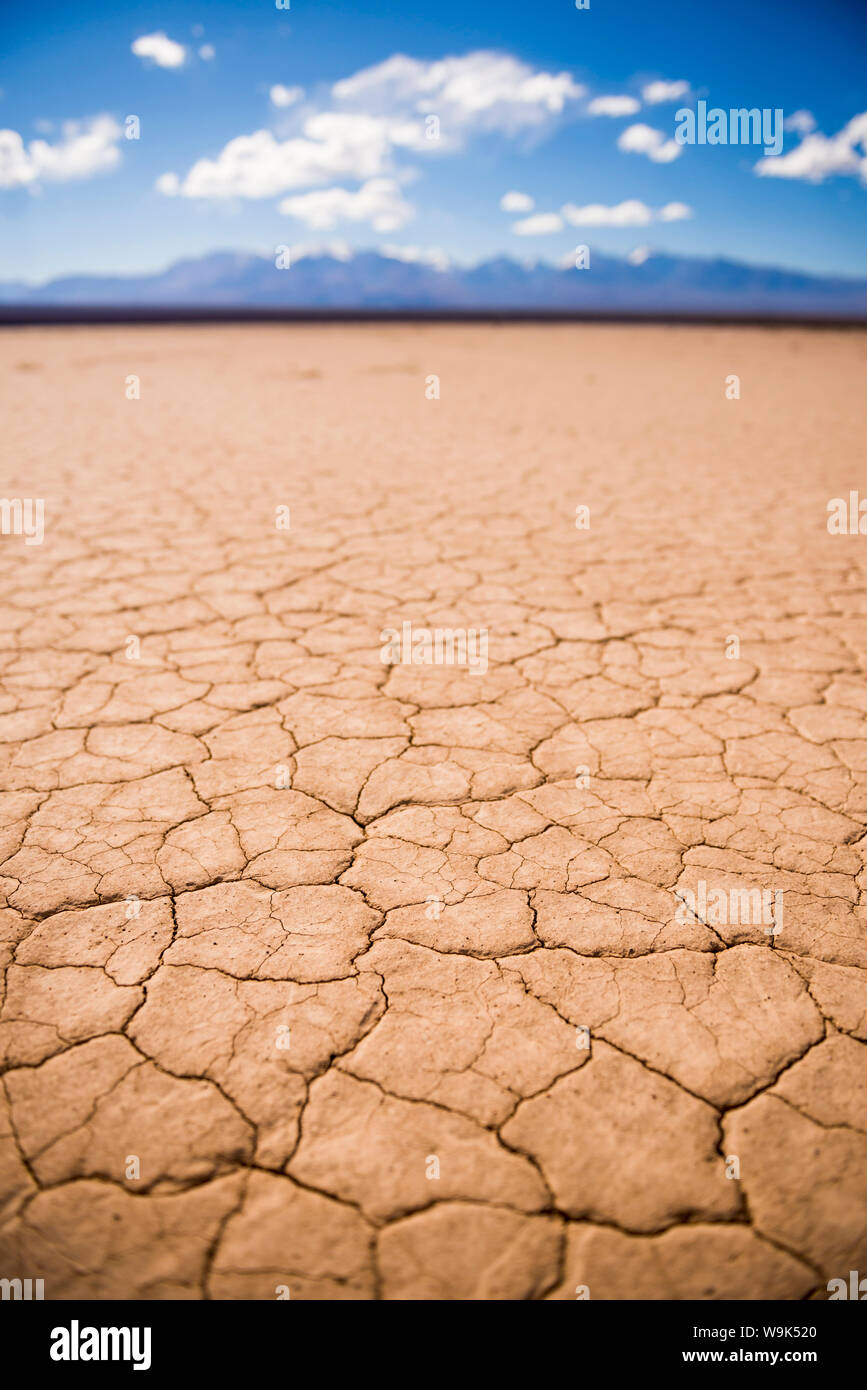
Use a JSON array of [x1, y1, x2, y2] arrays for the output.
[[2, 248, 867, 317]]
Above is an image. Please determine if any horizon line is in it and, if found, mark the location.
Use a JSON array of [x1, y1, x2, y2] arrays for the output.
[[3, 307, 866, 328]]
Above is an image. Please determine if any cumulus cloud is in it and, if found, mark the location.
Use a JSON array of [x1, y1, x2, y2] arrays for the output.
[[158, 113, 423, 199], [562, 199, 652, 227], [292, 240, 354, 261], [560, 199, 692, 226], [158, 48, 590, 218], [642, 80, 690, 104], [0, 115, 123, 189], [131, 32, 186, 69], [270, 84, 304, 108], [512, 212, 564, 235], [161, 50, 588, 205], [500, 190, 534, 212], [332, 51, 585, 139], [755, 110, 867, 183], [618, 122, 682, 162], [278, 176, 413, 230], [784, 110, 816, 135], [155, 171, 180, 195], [381, 244, 449, 270], [587, 95, 640, 117]]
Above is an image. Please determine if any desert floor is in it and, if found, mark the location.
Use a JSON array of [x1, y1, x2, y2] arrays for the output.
[[0, 322, 865, 1300]]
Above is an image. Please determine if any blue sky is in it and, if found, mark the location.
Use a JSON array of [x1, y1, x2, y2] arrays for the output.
[[1, 0, 866, 283]]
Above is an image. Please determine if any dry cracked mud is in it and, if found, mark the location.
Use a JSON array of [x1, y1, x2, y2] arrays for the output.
[[0, 322, 865, 1300]]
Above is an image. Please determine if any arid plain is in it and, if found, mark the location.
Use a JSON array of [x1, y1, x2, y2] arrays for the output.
[[0, 323, 865, 1300]]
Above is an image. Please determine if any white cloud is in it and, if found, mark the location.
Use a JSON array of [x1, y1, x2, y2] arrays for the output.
[[332, 51, 585, 139], [562, 199, 652, 226], [642, 80, 689, 105], [587, 95, 640, 117], [512, 212, 564, 235], [560, 199, 692, 226], [381, 244, 449, 271], [755, 110, 867, 183], [784, 110, 816, 135], [199, 45, 215, 61], [618, 122, 682, 162], [163, 114, 412, 199], [0, 115, 122, 189], [0, 132, 40, 189], [131, 32, 186, 69], [278, 176, 413, 230], [270, 84, 304, 108], [500, 190, 534, 212], [160, 50, 587, 208], [292, 240, 354, 261], [627, 246, 652, 265], [155, 171, 180, 195], [307, 110, 428, 154]]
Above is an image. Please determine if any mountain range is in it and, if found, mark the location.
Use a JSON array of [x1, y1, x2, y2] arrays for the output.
[[2, 248, 866, 318]]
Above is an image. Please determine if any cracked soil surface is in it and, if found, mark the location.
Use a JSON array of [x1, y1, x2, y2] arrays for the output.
[[0, 322, 865, 1300]]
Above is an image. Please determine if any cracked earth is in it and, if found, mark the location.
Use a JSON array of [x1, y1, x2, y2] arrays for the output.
[[0, 322, 865, 1300]]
